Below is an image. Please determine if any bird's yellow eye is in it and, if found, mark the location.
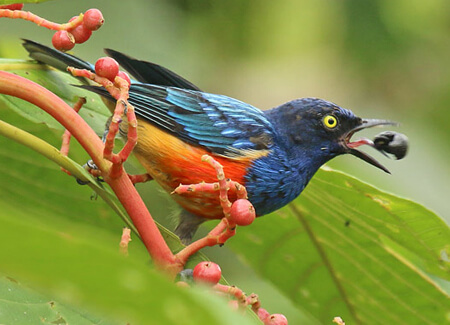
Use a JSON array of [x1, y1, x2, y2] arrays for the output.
[[323, 115, 338, 129]]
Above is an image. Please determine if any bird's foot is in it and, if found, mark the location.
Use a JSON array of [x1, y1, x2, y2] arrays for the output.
[[75, 159, 103, 185]]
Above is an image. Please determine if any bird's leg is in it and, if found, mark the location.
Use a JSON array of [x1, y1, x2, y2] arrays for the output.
[[175, 210, 206, 245]]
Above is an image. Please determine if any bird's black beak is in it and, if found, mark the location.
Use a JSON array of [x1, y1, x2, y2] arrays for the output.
[[344, 119, 397, 174]]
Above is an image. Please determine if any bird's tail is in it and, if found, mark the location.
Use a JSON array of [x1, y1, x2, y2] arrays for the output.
[[22, 39, 95, 73], [22, 39, 201, 91]]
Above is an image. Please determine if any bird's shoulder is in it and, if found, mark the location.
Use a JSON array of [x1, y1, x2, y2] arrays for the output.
[[129, 84, 277, 157]]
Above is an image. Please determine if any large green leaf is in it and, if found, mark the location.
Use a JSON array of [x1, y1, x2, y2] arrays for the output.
[[228, 168, 450, 324], [0, 195, 257, 325], [0, 276, 111, 325]]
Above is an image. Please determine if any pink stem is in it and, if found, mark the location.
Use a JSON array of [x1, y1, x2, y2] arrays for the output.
[[0, 71, 105, 167], [119, 228, 131, 256], [176, 218, 236, 264], [118, 103, 137, 162], [0, 9, 83, 30], [60, 97, 86, 157], [202, 155, 232, 216]]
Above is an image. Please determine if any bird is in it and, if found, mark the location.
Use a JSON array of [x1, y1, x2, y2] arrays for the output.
[[22, 39, 395, 244]]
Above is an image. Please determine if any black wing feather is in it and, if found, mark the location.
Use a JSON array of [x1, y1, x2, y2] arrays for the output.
[[104, 49, 201, 91]]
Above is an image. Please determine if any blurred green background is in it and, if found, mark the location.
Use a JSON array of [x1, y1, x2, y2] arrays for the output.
[[1, 0, 449, 322]]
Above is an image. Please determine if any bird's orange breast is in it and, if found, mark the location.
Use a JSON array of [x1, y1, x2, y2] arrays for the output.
[[133, 120, 262, 219]]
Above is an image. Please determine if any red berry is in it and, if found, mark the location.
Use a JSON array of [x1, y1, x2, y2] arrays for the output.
[[0, 3, 24, 10], [192, 261, 221, 285], [117, 71, 131, 86], [83, 9, 104, 31], [230, 199, 256, 226], [95, 57, 119, 81], [267, 314, 288, 325], [257, 308, 270, 322], [70, 24, 92, 44], [52, 31, 75, 51]]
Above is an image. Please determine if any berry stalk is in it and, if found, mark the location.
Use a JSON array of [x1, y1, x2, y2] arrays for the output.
[[0, 9, 83, 30]]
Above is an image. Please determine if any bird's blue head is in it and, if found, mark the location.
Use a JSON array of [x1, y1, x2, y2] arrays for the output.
[[266, 98, 395, 173]]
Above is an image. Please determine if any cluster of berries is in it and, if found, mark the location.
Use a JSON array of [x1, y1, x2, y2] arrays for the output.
[[52, 9, 104, 51], [0, 4, 104, 52]]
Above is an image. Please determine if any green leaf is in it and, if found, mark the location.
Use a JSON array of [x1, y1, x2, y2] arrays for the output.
[[0, 199, 257, 325], [0, 276, 109, 325], [0, 60, 110, 135], [228, 168, 450, 324]]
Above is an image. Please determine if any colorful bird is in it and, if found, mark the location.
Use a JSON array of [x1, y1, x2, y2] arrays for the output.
[[22, 39, 396, 243]]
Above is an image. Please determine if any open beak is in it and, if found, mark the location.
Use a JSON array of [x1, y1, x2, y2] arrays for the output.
[[343, 119, 397, 174]]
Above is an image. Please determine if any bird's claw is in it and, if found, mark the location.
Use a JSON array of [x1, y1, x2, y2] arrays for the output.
[[85, 159, 98, 170], [75, 159, 104, 185]]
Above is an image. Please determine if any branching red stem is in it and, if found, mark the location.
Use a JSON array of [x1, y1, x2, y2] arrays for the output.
[[0, 71, 179, 274], [60, 97, 86, 156], [176, 217, 236, 265]]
